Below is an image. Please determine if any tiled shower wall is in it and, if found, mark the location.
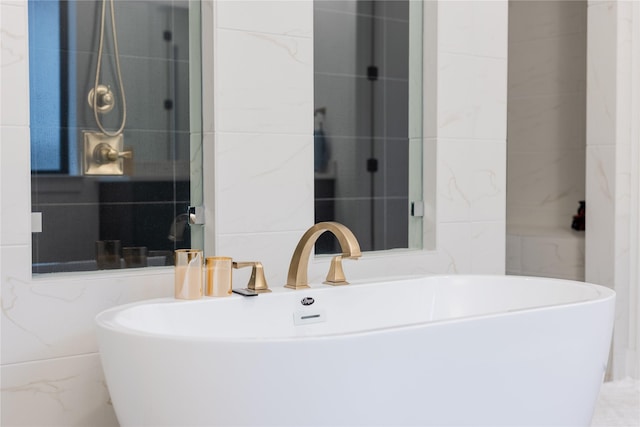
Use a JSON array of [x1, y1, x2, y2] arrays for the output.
[[585, 0, 640, 381], [0, 1, 509, 425], [506, 0, 587, 281]]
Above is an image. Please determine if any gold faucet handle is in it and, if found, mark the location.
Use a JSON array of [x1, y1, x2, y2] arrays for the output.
[[232, 261, 271, 293], [94, 142, 132, 164], [324, 255, 350, 286]]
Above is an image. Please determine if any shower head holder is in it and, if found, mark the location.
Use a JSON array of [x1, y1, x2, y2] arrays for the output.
[[88, 84, 115, 114]]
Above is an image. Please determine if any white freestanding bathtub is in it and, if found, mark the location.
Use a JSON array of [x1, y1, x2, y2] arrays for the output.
[[95, 275, 615, 426]]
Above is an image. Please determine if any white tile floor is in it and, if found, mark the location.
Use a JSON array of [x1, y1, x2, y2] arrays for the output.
[[591, 378, 640, 427]]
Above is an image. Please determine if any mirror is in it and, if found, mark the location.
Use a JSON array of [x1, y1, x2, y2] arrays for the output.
[[313, 0, 423, 253], [28, 0, 202, 273]]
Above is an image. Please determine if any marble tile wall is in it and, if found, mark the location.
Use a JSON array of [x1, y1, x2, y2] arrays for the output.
[[506, 228, 585, 281], [505, 0, 587, 281], [507, 0, 587, 231], [1, 1, 509, 425], [585, 0, 640, 381]]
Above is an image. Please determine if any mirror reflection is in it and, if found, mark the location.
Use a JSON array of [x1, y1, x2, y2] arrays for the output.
[[29, 0, 201, 273], [313, 0, 420, 253]]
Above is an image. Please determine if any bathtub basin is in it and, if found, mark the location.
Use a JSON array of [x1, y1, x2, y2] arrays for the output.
[[95, 275, 615, 426]]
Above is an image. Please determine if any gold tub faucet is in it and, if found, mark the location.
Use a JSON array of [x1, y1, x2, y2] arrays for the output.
[[285, 222, 361, 290]]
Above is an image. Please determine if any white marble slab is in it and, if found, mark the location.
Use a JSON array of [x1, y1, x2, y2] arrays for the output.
[[215, 29, 312, 135], [506, 226, 585, 281], [216, 0, 312, 38], [439, 0, 508, 59], [437, 139, 506, 223], [0, 2, 30, 127], [1, 270, 173, 364], [214, 132, 313, 235], [1, 353, 119, 427], [437, 53, 508, 140]]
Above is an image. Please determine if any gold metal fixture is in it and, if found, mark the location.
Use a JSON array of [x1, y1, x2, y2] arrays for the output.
[[206, 257, 233, 297], [83, 131, 132, 175], [94, 142, 132, 164], [285, 221, 361, 290], [174, 249, 204, 300], [233, 261, 271, 293]]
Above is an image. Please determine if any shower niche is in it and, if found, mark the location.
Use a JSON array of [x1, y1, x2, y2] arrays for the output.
[[28, 0, 202, 273]]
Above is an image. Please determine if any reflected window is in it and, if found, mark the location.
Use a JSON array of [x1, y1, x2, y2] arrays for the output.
[[29, 0, 66, 173]]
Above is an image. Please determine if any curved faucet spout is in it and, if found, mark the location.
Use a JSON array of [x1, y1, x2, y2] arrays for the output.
[[285, 222, 361, 290]]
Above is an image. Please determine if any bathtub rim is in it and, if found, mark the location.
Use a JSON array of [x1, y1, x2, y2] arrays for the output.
[[95, 274, 616, 343]]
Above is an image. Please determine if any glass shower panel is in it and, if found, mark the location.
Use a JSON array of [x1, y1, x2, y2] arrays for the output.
[[29, 0, 202, 273]]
